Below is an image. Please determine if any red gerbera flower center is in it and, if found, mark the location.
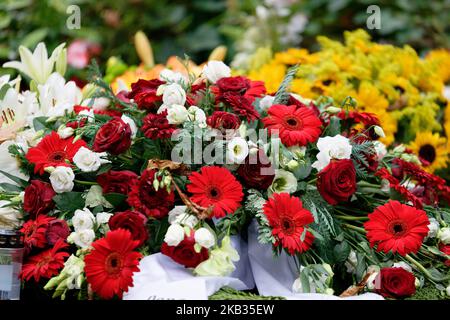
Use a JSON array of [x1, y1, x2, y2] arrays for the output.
[[388, 220, 408, 237], [284, 116, 302, 130], [207, 185, 222, 200], [47, 151, 67, 163], [105, 252, 123, 276], [281, 216, 295, 235]]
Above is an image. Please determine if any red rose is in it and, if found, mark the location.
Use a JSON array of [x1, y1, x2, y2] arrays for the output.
[[46, 219, 70, 245], [186, 83, 206, 106], [374, 267, 416, 298], [108, 211, 148, 247], [439, 243, 450, 266], [128, 79, 165, 110], [216, 76, 250, 93], [317, 159, 357, 205], [97, 170, 138, 195], [24, 180, 56, 218], [93, 117, 132, 155], [207, 111, 241, 132], [141, 111, 176, 140], [127, 169, 175, 219], [237, 149, 275, 189], [161, 230, 209, 268]]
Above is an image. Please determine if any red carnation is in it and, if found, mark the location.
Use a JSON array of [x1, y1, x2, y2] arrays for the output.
[[187, 166, 243, 218], [127, 169, 175, 219], [374, 267, 416, 299], [108, 210, 148, 247], [141, 111, 176, 140], [364, 200, 429, 256], [263, 193, 315, 255], [93, 117, 132, 155], [23, 180, 56, 218], [222, 92, 260, 122], [207, 111, 241, 132], [263, 104, 322, 147], [439, 243, 450, 266], [26, 131, 87, 175], [20, 215, 55, 254], [97, 170, 138, 195], [20, 240, 69, 282], [317, 159, 357, 205], [84, 229, 142, 299], [128, 79, 165, 110], [46, 219, 70, 245], [237, 149, 275, 189], [161, 230, 209, 268]]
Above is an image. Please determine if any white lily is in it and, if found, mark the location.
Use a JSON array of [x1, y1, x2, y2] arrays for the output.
[[3, 42, 66, 85]]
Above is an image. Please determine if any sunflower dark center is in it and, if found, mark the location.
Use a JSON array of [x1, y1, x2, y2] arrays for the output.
[[418, 144, 436, 164], [48, 151, 67, 162], [388, 220, 408, 237], [284, 116, 302, 129], [207, 186, 221, 200], [105, 252, 123, 275], [281, 217, 295, 235]]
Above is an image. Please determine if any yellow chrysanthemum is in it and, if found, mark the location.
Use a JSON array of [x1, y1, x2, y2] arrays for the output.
[[426, 49, 450, 83], [445, 102, 450, 151], [248, 61, 286, 93], [354, 81, 389, 111], [408, 132, 448, 173]]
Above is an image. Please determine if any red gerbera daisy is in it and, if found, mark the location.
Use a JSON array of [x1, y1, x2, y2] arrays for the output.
[[26, 131, 87, 175], [20, 215, 55, 253], [187, 166, 243, 218], [20, 240, 69, 282], [84, 229, 142, 299], [262, 104, 322, 147], [263, 193, 315, 255], [364, 200, 430, 256]]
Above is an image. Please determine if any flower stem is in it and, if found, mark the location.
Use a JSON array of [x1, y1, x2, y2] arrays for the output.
[[74, 180, 97, 186], [335, 215, 368, 221], [404, 254, 450, 282], [342, 224, 367, 234]]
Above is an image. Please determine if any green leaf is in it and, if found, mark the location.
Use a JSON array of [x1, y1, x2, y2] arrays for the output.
[[33, 116, 51, 131], [103, 193, 127, 207], [0, 84, 11, 100], [0, 170, 28, 188], [333, 242, 351, 263], [20, 28, 48, 49], [53, 192, 85, 214], [0, 182, 22, 192]]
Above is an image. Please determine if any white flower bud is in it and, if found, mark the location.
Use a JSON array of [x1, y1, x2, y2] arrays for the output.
[[96, 212, 113, 225], [57, 125, 74, 139], [164, 224, 185, 246], [49, 166, 75, 193], [201, 61, 231, 83], [427, 218, 440, 238], [325, 106, 341, 114], [194, 228, 216, 249], [121, 114, 137, 139], [374, 125, 385, 138], [438, 227, 450, 244]]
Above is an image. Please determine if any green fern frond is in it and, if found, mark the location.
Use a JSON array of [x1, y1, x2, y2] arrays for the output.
[[273, 64, 299, 105]]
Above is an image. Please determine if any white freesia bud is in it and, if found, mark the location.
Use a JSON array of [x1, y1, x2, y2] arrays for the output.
[[259, 95, 275, 111], [162, 83, 186, 106], [202, 61, 231, 83], [72, 208, 95, 231], [427, 218, 440, 238], [49, 166, 74, 193], [269, 169, 297, 195], [73, 147, 110, 172], [227, 137, 249, 164], [325, 106, 341, 114], [57, 125, 74, 139], [415, 277, 421, 288], [121, 114, 137, 139], [166, 104, 188, 125], [164, 224, 185, 246], [393, 261, 413, 273], [373, 125, 385, 138], [67, 229, 95, 249], [287, 159, 299, 171], [312, 135, 352, 171], [194, 228, 216, 249], [438, 227, 450, 244], [96, 212, 113, 225]]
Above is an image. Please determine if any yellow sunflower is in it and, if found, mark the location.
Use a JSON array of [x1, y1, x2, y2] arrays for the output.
[[408, 132, 448, 173]]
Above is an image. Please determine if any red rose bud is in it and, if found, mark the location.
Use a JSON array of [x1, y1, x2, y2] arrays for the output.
[[317, 159, 357, 205], [207, 111, 241, 132], [108, 210, 148, 247], [24, 180, 56, 218], [237, 149, 275, 189], [374, 267, 416, 299], [93, 117, 132, 155], [46, 219, 70, 245], [161, 230, 209, 268], [128, 79, 165, 110], [97, 170, 138, 195]]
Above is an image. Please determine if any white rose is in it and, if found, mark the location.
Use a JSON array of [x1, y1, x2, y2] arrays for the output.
[[259, 95, 275, 111], [168, 206, 199, 228], [57, 125, 74, 139], [312, 135, 352, 171], [121, 114, 137, 139], [373, 141, 387, 161], [187, 106, 207, 128], [226, 137, 249, 164], [393, 261, 413, 273], [162, 83, 186, 106], [194, 228, 216, 249], [159, 69, 188, 86], [67, 229, 95, 248], [427, 217, 440, 238], [96, 212, 113, 225], [202, 61, 231, 83], [73, 147, 110, 172], [166, 104, 188, 125], [269, 169, 297, 194], [49, 166, 74, 193], [164, 224, 185, 246], [72, 208, 95, 231], [438, 227, 450, 244], [0, 200, 22, 229]]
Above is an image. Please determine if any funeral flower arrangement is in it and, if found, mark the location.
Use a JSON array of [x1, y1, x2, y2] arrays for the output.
[[0, 41, 450, 300]]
